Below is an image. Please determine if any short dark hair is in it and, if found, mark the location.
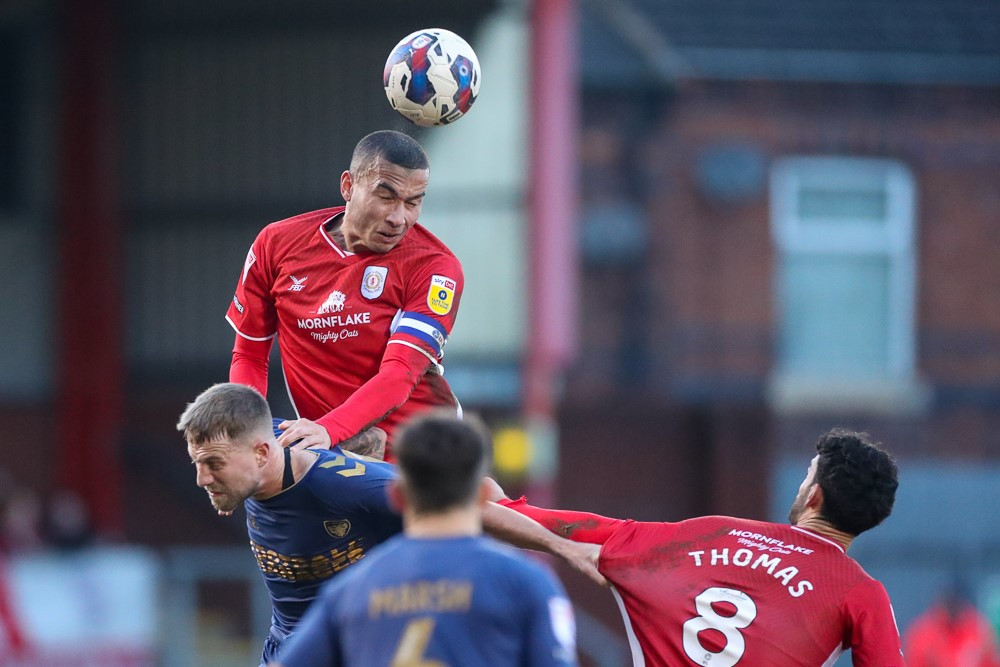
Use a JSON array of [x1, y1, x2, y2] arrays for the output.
[[177, 383, 272, 446], [814, 429, 898, 536], [350, 130, 429, 176], [393, 413, 490, 514]]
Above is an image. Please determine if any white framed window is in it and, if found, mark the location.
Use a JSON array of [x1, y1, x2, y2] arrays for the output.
[[768, 157, 927, 413]]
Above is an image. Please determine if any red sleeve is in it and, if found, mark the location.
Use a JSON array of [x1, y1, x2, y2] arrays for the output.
[[229, 335, 272, 397], [845, 579, 905, 666], [315, 342, 432, 443], [225, 232, 278, 341], [497, 497, 627, 545], [388, 253, 463, 362]]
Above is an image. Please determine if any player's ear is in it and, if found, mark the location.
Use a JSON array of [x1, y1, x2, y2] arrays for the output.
[[387, 478, 406, 513], [253, 441, 270, 467], [340, 171, 354, 201], [805, 482, 823, 509]]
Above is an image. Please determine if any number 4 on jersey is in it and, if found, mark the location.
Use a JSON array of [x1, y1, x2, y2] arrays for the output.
[[682, 587, 757, 667], [391, 617, 446, 667]]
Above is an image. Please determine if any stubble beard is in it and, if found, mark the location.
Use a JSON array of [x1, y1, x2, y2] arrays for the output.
[[208, 491, 239, 513], [787, 488, 808, 525], [208, 481, 253, 513]]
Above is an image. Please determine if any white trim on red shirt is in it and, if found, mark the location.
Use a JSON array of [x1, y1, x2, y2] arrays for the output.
[[610, 585, 646, 667], [317, 218, 354, 258], [790, 526, 846, 553], [225, 315, 277, 341], [387, 339, 440, 368]]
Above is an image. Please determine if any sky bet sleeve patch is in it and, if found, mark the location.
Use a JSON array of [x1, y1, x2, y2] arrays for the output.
[[427, 275, 456, 316]]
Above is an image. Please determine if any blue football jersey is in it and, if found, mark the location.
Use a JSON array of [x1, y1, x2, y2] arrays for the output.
[[276, 535, 578, 667], [246, 419, 403, 640]]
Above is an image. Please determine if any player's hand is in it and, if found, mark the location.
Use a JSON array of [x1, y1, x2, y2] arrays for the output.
[[556, 540, 606, 587], [276, 418, 333, 451]]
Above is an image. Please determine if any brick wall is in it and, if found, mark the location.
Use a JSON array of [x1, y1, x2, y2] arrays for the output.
[[566, 81, 1000, 462]]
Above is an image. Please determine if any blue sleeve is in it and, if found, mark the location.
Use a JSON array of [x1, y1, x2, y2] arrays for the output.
[[351, 459, 400, 517], [307, 454, 403, 536], [357, 466, 404, 537], [523, 566, 579, 666], [274, 586, 341, 667]]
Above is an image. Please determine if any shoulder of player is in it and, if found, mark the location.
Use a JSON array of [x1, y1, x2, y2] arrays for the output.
[[342, 450, 398, 478], [679, 515, 801, 538], [259, 207, 344, 246], [299, 448, 395, 495], [841, 560, 888, 593], [838, 570, 893, 616], [309, 447, 396, 475], [399, 224, 461, 262], [606, 515, 782, 550], [475, 537, 562, 586], [683, 515, 851, 553]]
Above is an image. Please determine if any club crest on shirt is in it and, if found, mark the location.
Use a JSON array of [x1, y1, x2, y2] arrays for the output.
[[361, 266, 388, 299], [427, 275, 456, 315], [323, 519, 351, 538]]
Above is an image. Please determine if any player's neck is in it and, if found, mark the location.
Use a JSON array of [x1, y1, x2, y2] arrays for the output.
[[254, 448, 315, 499], [324, 214, 353, 253], [404, 506, 482, 539], [793, 515, 854, 551]]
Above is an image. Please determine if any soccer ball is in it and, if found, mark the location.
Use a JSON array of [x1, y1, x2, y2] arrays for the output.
[[383, 29, 481, 127]]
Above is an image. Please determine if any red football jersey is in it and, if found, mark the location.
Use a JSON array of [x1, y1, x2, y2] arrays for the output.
[[226, 207, 463, 441], [502, 500, 904, 667]]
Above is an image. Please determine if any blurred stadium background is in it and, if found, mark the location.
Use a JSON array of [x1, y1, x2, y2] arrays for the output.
[[1, 0, 1000, 664]]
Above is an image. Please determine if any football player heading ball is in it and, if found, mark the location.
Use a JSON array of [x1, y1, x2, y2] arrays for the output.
[[227, 130, 464, 459]]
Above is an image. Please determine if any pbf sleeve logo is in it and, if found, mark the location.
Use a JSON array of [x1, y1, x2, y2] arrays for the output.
[[427, 275, 456, 316]]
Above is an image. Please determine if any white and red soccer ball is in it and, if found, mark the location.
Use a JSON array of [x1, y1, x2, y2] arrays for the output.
[[384, 28, 481, 127]]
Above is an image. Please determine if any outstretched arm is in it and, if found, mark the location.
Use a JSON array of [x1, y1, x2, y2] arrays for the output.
[[482, 500, 605, 587], [485, 477, 628, 545]]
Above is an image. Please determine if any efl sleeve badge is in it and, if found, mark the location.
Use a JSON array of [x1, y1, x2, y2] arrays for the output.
[[427, 275, 456, 316]]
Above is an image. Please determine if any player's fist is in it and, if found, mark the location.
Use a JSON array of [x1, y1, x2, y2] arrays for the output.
[[277, 418, 333, 451], [559, 541, 606, 587]]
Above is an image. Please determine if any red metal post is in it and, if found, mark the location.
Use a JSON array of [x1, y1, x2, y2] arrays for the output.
[[525, 0, 579, 505], [54, 0, 124, 534]]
